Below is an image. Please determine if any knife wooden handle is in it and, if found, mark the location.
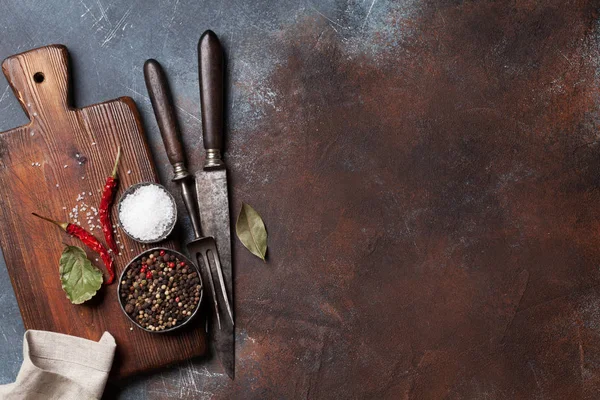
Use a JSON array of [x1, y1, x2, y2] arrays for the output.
[[198, 30, 224, 160], [143, 58, 188, 177]]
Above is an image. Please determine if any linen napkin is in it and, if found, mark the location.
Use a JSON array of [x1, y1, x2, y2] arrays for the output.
[[0, 330, 116, 400]]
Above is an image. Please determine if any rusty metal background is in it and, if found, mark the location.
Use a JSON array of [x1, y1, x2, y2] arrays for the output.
[[1, 0, 600, 398]]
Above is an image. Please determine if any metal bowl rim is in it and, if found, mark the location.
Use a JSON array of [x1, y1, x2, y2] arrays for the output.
[[116, 182, 178, 244], [116, 247, 204, 334]]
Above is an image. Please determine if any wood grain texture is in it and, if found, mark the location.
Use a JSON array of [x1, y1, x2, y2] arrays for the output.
[[0, 45, 205, 378]]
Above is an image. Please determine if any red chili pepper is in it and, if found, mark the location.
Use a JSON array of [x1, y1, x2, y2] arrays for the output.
[[99, 146, 121, 254], [32, 213, 115, 284]]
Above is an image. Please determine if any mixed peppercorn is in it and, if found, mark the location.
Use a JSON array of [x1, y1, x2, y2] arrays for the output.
[[119, 249, 202, 331]]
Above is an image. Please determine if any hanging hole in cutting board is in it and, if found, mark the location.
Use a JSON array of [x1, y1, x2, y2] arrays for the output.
[[33, 72, 44, 83]]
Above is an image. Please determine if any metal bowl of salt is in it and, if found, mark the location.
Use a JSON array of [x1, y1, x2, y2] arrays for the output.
[[116, 182, 177, 244]]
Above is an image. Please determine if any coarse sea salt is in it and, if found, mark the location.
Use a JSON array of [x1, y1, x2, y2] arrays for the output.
[[118, 184, 175, 242]]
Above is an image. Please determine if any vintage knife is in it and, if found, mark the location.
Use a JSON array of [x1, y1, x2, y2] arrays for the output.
[[196, 30, 235, 379]]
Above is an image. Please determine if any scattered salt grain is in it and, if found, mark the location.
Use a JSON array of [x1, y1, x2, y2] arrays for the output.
[[91, 142, 96, 146], [55, 184, 59, 188], [119, 184, 175, 241], [64, 165, 68, 168], [127, 170, 131, 175]]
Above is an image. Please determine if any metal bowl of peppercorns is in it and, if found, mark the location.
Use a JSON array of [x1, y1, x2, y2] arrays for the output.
[[118, 248, 203, 333]]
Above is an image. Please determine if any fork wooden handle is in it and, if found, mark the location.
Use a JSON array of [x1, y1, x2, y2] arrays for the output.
[[143, 58, 187, 174]]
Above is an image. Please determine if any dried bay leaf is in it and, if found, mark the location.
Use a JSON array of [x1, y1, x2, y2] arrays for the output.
[[236, 203, 267, 262], [59, 245, 103, 304]]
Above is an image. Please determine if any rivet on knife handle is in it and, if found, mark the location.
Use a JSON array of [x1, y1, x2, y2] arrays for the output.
[[143, 58, 202, 239], [198, 30, 225, 170]]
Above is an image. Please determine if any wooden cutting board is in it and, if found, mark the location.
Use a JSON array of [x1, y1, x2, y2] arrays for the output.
[[0, 45, 205, 378]]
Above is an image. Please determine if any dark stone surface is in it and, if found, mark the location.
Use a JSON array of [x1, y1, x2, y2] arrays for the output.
[[2, 0, 600, 398]]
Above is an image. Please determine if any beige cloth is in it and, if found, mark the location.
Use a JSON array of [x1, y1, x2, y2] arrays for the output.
[[0, 330, 116, 400]]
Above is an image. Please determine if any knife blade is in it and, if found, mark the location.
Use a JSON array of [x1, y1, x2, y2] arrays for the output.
[[197, 30, 235, 379]]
